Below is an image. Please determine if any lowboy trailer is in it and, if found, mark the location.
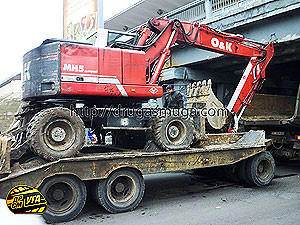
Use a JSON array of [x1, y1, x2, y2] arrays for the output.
[[0, 130, 275, 223]]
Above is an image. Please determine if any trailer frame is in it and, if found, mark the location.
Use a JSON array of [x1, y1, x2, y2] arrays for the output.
[[0, 130, 275, 222]]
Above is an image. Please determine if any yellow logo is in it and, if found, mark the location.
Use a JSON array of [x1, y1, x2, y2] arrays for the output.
[[6, 185, 47, 214]]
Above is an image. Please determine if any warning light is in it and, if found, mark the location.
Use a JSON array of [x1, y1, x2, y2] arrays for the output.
[[297, 136, 300, 141], [131, 89, 136, 92]]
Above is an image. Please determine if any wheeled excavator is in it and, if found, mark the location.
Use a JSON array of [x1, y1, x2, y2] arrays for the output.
[[0, 18, 274, 174]]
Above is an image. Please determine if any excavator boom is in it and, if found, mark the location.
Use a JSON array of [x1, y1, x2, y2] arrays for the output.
[[134, 18, 274, 128]]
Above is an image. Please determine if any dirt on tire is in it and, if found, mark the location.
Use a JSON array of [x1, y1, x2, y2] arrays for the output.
[[26, 107, 85, 161], [151, 110, 194, 151]]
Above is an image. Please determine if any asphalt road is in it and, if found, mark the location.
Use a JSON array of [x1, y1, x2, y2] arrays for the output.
[[61, 162, 300, 225]]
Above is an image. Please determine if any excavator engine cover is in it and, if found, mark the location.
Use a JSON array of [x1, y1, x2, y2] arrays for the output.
[[22, 40, 163, 101]]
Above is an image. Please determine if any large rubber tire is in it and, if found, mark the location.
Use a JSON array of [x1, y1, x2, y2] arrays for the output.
[[246, 151, 275, 187], [27, 107, 85, 161], [236, 159, 251, 185], [39, 175, 87, 223], [93, 168, 145, 213], [152, 114, 194, 151]]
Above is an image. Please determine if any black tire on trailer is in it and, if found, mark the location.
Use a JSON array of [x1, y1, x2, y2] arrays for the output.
[[152, 113, 194, 151], [27, 107, 85, 161], [246, 151, 275, 187], [236, 159, 251, 185], [192, 167, 220, 177], [93, 168, 145, 213], [39, 175, 87, 223]]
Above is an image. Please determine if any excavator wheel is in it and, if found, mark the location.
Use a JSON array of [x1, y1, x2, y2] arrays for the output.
[[151, 112, 194, 151], [26, 107, 85, 161]]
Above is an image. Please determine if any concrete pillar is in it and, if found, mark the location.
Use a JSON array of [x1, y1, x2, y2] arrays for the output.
[[98, 0, 104, 28], [205, 0, 212, 19]]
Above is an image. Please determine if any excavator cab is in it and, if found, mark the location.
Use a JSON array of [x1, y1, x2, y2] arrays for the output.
[[86, 28, 137, 48]]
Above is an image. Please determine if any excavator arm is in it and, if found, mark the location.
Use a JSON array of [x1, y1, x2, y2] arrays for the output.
[[135, 18, 274, 130]]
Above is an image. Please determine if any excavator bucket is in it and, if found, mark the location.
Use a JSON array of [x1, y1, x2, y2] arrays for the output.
[[0, 135, 12, 175], [187, 80, 228, 130]]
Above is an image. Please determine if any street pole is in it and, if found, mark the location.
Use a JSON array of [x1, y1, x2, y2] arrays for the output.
[[98, 0, 104, 28]]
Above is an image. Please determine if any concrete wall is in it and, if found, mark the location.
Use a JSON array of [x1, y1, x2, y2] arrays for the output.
[[0, 80, 22, 99], [0, 80, 22, 133]]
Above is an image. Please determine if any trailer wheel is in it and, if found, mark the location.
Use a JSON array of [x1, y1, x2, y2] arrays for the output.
[[152, 114, 194, 150], [27, 107, 85, 161], [93, 168, 145, 213], [236, 160, 251, 185], [39, 175, 87, 223], [246, 151, 275, 187]]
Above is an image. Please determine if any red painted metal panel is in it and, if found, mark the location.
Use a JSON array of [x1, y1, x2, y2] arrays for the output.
[[122, 49, 147, 85], [98, 48, 123, 83], [60, 43, 161, 100], [61, 43, 99, 75], [61, 82, 163, 98]]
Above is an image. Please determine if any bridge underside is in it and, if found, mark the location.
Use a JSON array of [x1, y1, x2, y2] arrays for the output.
[[161, 2, 300, 103]]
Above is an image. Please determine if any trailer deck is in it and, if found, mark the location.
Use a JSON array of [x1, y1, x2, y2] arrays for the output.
[[0, 130, 275, 223], [0, 130, 267, 198]]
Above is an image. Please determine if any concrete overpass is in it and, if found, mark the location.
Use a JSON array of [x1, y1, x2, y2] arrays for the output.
[[158, 0, 300, 102], [105, 0, 300, 103], [162, 0, 300, 67]]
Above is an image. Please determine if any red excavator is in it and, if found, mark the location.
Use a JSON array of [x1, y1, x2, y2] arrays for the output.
[[0, 18, 274, 166]]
